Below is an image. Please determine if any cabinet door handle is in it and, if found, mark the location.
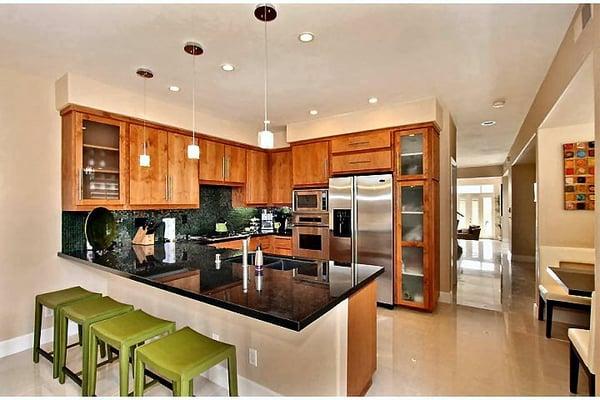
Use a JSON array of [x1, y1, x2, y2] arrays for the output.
[[222, 156, 226, 180], [165, 175, 169, 200], [349, 160, 371, 165], [348, 141, 370, 146], [324, 159, 329, 177], [78, 168, 83, 201], [169, 175, 173, 201]]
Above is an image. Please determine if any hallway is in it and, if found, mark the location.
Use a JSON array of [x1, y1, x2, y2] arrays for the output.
[[368, 237, 579, 396]]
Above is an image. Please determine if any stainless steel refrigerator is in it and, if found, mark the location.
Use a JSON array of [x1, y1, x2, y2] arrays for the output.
[[329, 174, 394, 306]]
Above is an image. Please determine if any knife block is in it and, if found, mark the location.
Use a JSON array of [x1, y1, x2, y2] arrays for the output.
[[132, 227, 155, 246]]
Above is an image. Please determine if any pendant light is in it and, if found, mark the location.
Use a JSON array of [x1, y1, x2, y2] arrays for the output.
[[184, 41, 204, 159], [136, 68, 154, 167], [255, 3, 276, 149]]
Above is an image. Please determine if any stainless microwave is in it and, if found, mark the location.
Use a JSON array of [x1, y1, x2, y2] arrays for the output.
[[292, 189, 328, 213]]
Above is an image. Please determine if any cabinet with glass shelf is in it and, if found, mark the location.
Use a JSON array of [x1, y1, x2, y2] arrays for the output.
[[393, 122, 439, 311], [61, 110, 128, 211]]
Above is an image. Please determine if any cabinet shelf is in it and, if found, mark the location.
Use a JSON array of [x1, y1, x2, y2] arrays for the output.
[[400, 152, 424, 157], [401, 211, 423, 215], [83, 144, 120, 152], [84, 168, 120, 174], [402, 270, 424, 277]]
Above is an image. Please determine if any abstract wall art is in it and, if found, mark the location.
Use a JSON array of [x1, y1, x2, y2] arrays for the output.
[[563, 141, 595, 210]]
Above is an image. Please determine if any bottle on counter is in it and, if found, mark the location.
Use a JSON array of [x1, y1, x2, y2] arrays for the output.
[[255, 245, 263, 270]]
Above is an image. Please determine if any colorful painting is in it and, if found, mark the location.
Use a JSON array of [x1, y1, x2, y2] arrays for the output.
[[563, 141, 595, 210]]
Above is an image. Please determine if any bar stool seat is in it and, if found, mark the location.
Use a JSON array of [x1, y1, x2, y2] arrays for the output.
[[33, 286, 101, 378], [88, 310, 176, 396], [134, 327, 238, 397], [57, 296, 133, 395]]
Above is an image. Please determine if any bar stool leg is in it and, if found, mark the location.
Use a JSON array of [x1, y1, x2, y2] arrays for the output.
[[227, 350, 238, 396], [189, 379, 194, 396], [119, 345, 131, 396], [569, 343, 579, 394], [178, 378, 190, 397], [58, 314, 68, 384], [81, 323, 92, 396], [33, 300, 42, 363], [87, 332, 99, 396], [134, 357, 145, 396]]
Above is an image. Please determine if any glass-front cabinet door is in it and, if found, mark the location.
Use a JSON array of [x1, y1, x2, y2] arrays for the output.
[[394, 128, 430, 180], [75, 113, 127, 206], [396, 180, 428, 307]]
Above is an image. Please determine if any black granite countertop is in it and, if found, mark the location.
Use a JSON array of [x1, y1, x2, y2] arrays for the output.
[[58, 241, 383, 331]]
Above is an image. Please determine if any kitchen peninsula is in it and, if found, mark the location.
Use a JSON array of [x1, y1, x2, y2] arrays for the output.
[[58, 239, 382, 395]]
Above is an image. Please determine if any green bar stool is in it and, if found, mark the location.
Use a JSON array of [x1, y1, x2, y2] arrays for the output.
[[87, 309, 176, 396], [57, 296, 133, 395], [33, 286, 101, 378], [134, 327, 238, 397]]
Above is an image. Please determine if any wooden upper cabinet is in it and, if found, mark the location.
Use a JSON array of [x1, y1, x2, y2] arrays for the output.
[[270, 150, 292, 205], [394, 126, 439, 181], [224, 144, 246, 184], [330, 129, 391, 154], [61, 111, 128, 211], [292, 141, 330, 187], [129, 124, 169, 206], [199, 139, 225, 182], [245, 149, 269, 205], [168, 133, 199, 206]]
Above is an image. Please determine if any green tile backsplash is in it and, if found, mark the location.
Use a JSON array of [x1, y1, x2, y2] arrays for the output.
[[62, 186, 264, 252]]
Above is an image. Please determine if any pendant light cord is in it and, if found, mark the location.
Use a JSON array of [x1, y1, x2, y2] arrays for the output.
[[192, 48, 196, 145], [263, 4, 268, 131], [143, 76, 147, 155]]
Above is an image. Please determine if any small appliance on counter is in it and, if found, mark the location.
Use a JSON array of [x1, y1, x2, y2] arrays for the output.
[[162, 217, 176, 242], [249, 217, 261, 233], [260, 209, 274, 233]]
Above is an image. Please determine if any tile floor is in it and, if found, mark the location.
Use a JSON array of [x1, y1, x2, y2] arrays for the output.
[[0, 239, 588, 396]]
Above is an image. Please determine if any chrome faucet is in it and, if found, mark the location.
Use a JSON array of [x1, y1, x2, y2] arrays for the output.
[[242, 237, 249, 268]]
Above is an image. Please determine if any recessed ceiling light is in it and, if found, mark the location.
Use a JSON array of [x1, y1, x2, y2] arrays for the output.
[[298, 32, 314, 43], [169, 85, 180, 92], [309, 109, 318, 116], [481, 120, 496, 127], [492, 99, 506, 109], [368, 97, 378, 104], [221, 63, 235, 72]]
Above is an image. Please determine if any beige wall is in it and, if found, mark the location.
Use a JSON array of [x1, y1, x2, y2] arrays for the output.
[[458, 165, 503, 179], [57, 73, 270, 148], [537, 123, 594, 249], [511, 163, 536, 258], [286, 97, 442, 142], [0, 67, 110, 343], [439, 111, 457, 294]]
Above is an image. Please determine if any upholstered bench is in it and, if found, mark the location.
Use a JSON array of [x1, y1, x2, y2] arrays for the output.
[[538, 284, 591, 338], [568, 292, 595, 396]]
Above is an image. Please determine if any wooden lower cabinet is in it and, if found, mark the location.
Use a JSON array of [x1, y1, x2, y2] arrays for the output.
[[210, 235, 291, 255], [347, 279, 377, 396], [394, 179, 439, 311], [271, 236, 292, 256], [209, 239, 245, 250]]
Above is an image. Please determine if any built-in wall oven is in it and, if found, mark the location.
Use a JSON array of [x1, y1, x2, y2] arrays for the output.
[[292, 212, 330, 260], [293, 189, 328, 213]]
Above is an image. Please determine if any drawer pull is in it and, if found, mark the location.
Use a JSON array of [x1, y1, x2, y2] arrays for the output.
[[348, 141, 370, 146], [349, 160, 371, 165]]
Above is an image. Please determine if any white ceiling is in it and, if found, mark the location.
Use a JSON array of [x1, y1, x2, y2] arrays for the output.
[[0, 4, 575, 166]]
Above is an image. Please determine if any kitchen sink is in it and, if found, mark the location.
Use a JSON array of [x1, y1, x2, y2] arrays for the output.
[[224, 254, 316, 271]]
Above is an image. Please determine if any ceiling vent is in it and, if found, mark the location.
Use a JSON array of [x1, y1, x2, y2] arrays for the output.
[[573, 4, 592, 42]]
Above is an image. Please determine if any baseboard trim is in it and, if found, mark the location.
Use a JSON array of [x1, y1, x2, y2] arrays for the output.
[[512, 254, 535, 263], [202, 363, 280, 395], [439, 291, 453, 304], [0, 322, 78, 359]]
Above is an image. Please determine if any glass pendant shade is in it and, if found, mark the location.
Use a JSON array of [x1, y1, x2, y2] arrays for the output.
[[258, 129, 274, 149], [187, 143, 200, 159], [139, 153, 151, 167]]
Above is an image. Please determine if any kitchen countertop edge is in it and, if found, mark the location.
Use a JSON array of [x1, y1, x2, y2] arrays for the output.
[[57, 251, 383, 331]]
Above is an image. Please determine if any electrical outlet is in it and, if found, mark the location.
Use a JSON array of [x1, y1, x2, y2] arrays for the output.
[[248, 348, 258, 367], [212, 333, 219, 341]]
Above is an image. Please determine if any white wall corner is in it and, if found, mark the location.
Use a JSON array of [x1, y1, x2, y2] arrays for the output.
[[0, 322, 78, 359], [54, 73, 69, 111], [439, 291, 453, 304]]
